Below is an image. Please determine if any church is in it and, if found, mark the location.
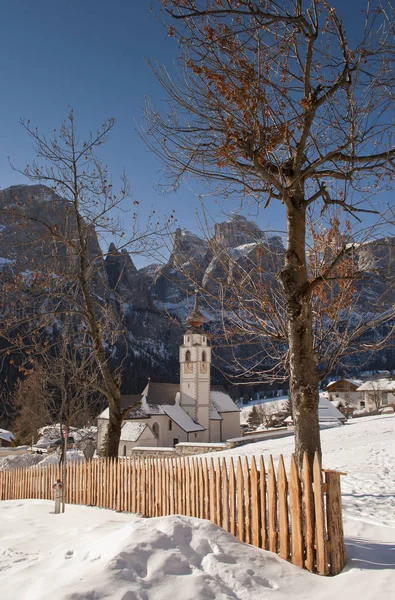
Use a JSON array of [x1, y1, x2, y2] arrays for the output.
[[97, 298, 241, 455]]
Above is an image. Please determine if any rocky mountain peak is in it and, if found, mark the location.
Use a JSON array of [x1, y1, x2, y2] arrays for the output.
[[213, 214, 266, 248]]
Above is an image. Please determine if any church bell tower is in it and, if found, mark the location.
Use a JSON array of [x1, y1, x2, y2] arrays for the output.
[[179, 295, 211, 441]]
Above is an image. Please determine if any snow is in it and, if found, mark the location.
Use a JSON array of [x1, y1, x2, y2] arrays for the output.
[[0, 450, 84, 471], [240, 394, 344, 424], [120, 421, 147, 442], [0, 429, 15, 443], [357, 378, 395, 391], [0, 415, 394, 599], [210, 390, 240, 413], [163, 404, 205, 433]]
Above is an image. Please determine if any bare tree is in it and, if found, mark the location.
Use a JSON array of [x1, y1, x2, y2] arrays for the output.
[[1, 112, 163, 457], [145, 0, 395, 467]]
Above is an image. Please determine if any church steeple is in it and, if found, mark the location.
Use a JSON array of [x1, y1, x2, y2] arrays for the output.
[[186, 292, 205, 331], [179, 293, 211, 441]]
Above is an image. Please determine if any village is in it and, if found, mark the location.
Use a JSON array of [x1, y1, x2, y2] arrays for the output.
[[2, 1, 395, 599]]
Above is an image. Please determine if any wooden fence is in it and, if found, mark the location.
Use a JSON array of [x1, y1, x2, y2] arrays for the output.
[[0, 451, 346, 576]]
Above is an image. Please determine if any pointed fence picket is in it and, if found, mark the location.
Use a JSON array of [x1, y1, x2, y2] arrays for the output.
[[0, 451, 346, 576]]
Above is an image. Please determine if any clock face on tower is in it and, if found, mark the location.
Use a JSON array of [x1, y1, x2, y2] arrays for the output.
[[184, 362, 194, 374], [200, 362, 208, 374]]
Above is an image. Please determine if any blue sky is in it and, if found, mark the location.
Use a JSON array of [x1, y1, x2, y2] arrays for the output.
[[0, 1, 387, 265]]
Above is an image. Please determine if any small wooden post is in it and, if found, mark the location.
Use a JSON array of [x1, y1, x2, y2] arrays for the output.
[[203, 458, 209, 520], [325, 470, 346, 575], [289, 454, 304, 568], [313, 452, 329, 576], [267, 455, 278, 554], [236, 457, 244, 542], [222, 459, 229, 533], [277, 455, 289, 561], [229, 457, 236, 537], [244, 457, 251, 544], [216, 458, 222, 526], [250, 456, 260, 548], [302, 452, 314, 572], [259, 457, 268, 550], [209, 458, 217, 523]]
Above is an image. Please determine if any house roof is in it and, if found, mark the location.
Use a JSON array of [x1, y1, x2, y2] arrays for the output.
[[326, 379, 362, 390], [357, 379, 395, 392], [120, 422, 149, 442], [0, 429, 14, 443]]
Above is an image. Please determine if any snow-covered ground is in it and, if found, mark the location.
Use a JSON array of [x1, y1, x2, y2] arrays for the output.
[[0, 450, 84, 471], [0, 414, 394, 599]]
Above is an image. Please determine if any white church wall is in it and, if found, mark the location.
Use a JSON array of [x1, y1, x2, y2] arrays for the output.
[[220, 412, 241, 441], [210, 420, 221, 442], [147, 415, 189, 447], [119, 427, 158, 456]]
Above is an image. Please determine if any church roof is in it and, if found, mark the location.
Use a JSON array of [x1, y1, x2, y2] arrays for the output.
[[97, 394, 145, 420], [120, 422, 148, 442], [210, 388, 240, 413], [186, 294, 205, 330], [143, 382, 180, 406], [163, 404, 205, 433]]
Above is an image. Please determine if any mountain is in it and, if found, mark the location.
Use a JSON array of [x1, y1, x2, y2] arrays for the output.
[[1, 184, 395, 419]]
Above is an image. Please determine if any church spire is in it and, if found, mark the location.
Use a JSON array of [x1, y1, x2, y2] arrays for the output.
[[186, 292, 205, 331]]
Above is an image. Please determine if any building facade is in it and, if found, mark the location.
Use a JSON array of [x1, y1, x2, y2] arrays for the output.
[[97, 298, 240, 455]]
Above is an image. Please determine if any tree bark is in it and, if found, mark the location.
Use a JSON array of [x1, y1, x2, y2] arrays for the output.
[[281, 196, 321, 470]]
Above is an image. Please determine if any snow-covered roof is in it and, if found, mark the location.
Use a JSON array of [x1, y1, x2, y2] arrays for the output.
[[210, 390, 240, 413], [210, 406, 222, 420], [326, 378, 362, 389], [357, 379, 395, 392], [120, 422, 148, 442], [163, 405, 205, 433], [0, 429, 15, 443]]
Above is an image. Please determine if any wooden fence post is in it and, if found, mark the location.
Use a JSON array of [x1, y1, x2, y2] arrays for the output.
[[302, 452, 315, 572], [325, 470, 346, 575], [313, 452, 329, 576], [277, 455, 289, 561], [267, 455, 277, 554], [289, 454, 304, 568]]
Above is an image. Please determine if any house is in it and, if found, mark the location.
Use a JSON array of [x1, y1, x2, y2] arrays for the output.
[[245, 395, 346, 426], [0, 429, 15, 447], [325, 379, 362, 413], [356, 379, 395, 411], [97, 298, 241, 456]]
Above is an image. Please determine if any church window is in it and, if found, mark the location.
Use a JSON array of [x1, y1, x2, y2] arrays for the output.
[[187, 336, 190, 342], [173, 438, 179, 446], [152, 422, 160, 438], [185, 350, 191, 362], [202, 351, 206, 362], [203, 336, 206, 342], [169, 419, 172, 431], [123, 445, 127, 457]]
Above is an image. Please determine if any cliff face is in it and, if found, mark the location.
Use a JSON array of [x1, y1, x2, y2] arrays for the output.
[[1, 185, 395, 415], [0, 185, 181, 405]]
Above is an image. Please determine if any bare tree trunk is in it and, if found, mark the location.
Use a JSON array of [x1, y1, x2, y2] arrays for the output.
[[107, 399, 122, 457], [281, 198, 321, 470]]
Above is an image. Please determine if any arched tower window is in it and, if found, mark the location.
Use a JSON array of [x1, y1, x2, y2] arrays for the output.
[[123, 445, 127, 457], [185, 350, 191, 362], [202, 351, 207, 362], [152, 422, 160, 439]]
